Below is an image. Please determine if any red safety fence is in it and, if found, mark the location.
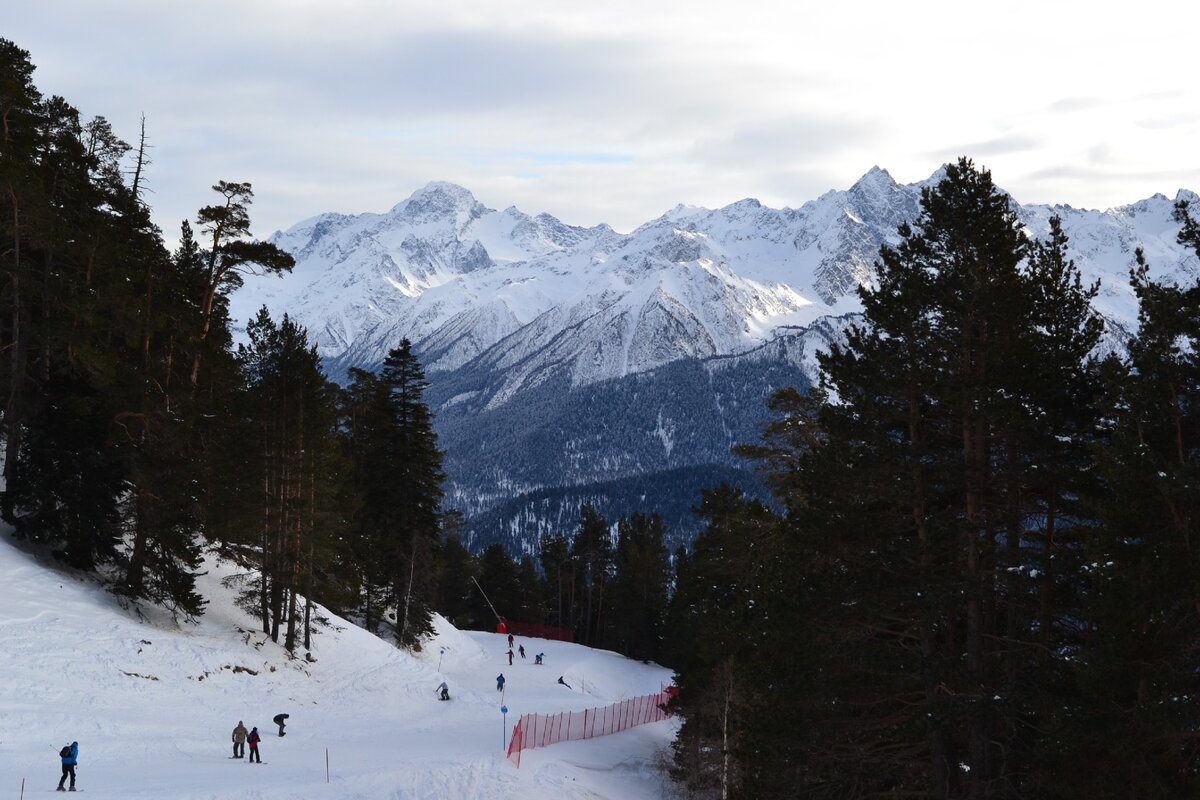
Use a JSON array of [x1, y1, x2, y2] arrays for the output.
[[497, 621, 575, 642], [506, 690, 673, 767]]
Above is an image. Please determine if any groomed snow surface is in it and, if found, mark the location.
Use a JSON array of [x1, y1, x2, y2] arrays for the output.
[[0, 533, 677, 798]]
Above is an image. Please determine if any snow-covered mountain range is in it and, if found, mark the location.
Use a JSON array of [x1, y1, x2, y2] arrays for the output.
[[230, 167, 1200, 551]]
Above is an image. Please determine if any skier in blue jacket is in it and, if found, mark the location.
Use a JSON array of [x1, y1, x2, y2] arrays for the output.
[[56, 741, 78, 791]]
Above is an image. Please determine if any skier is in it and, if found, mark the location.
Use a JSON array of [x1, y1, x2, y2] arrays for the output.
[[507, 648, 514, 665], [247, 726, 262, 763], [507, 633, 514, 648], [557, 676, 573, 690], [534, 653, 544, 665], [436, 681, 450, 701], [56, 741, 78, 792], [518, 644, 526, 659], [273, 713, 289, 737], [496, 673, 506, 692], [232, 720, 248, 758]]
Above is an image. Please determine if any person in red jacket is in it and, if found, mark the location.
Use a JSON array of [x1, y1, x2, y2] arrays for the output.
[[247, 727, 262, 763]]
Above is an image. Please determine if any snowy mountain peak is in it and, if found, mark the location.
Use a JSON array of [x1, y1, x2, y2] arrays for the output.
[[389, 181, 490, 225], [849, 165, 897, 194]]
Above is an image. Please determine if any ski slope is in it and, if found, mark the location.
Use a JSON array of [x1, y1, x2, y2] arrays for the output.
[[0, 532, 677, 799]]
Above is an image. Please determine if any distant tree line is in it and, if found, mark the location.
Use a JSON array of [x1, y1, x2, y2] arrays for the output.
[[438, 504, 674, 663], [665, 158, 1200, 799]]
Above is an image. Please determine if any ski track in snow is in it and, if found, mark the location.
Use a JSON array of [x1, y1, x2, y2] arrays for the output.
[[0, 534, 676, 799]]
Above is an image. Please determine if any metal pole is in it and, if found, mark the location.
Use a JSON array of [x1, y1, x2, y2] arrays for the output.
[[438, 647, 445, 672], [325, 747, 329, 783], [501, 705, 509, 751], [471, 576, 503, 623]]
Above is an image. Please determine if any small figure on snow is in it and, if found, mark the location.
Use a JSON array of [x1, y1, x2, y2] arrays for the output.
[[518, 645, 526, 659], [56, 741, 78, 792], [534, 652, 544, 665], [496, 673, 506, 692], [507, 633, 514, 648], [232, 720, 248, 758], [436, 681, 450, 701], [247, 726, 262, 763], [507, 648, 514, 665], [557, 676, 573, 690], [273, 713, 289, 737]]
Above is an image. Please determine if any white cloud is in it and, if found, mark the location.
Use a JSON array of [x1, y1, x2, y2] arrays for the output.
[[5, 0, 1197, 240]]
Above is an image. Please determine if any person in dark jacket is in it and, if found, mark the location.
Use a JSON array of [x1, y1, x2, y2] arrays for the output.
[[496, 673, 505, 692], [232, 721, 248, 758], [273, 713, 289, 737], [247, 727, 262, 763], [56, 741, 78, 791], [518, 645, 526, 659], [557, 676, 573, 690]]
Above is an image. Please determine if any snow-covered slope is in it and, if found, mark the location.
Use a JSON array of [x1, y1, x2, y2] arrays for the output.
[[0, 532, 675, 799]]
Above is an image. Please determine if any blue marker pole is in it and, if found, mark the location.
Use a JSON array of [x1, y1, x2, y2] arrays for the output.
[[501, 705, 509, 751], [438, 647, 445, 672]]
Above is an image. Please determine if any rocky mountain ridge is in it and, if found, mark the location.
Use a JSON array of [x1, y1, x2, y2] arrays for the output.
[[230, 168, 1200, 549]]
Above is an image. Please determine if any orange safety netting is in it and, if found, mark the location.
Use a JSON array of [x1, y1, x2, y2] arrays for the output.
[[506, 690, 673, 767]]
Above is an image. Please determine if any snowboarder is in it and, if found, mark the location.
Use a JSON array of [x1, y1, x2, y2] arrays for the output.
[[507, 633, 514, 648], [507, 648, 514, 665], [436, 681, 450, 701], [232, 720, 248, 758], [518, 644, 526, 659], [534, 652, 544, 665], [56, 741, 78, 792], [247, 726, 262, 763], [557, 676, 573, 690], [496, 673, 506, 692], [273, 713, 289, 737]]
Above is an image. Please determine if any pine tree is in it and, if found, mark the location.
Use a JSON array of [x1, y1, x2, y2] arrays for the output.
[[435, 522, 477, 628], [607, 512, 670, 661], [694, 159, 1110, 798], [570, 504, 613, 647], [226, 309, 351, 650], [190, 181, 293, 387], [1052, 232, 1200, 797], [345, 340, 445, 648]]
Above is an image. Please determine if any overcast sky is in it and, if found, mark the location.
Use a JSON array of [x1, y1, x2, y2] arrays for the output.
[[6, 0, 1198, 240]]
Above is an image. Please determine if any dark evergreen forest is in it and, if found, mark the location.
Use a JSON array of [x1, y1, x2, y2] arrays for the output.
[[665, 159, 1200, 799], [5, 38, 1200, 799]]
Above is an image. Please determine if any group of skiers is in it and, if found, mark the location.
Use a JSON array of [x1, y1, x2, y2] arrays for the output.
[[232, 714, 289, 763], [495, 633, 559, 692], [54, 632, 577, 789], [55, 713, 290, 789]]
